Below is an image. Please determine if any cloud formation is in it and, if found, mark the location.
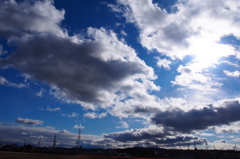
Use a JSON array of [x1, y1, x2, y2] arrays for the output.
[[84, 112, 107, 119], [0, 0, 65, 37], [0, 76, 26, 88], [16, 117, 43, 126], [115, 0, 239, 59], [151, 99, 240, 133], [116, 121, 129, 129], [1, 0, 240, 149], [113, 0, 239, 95], [155, 57, 171, 70], [0, 0, 159, 110], [61, 112, 78, 118], [46, 106, 61, 112], [73, 124, 85, 130], [36, 88, 46, 97], [104, 125, 206, 147], [224, 70, 240, 77]]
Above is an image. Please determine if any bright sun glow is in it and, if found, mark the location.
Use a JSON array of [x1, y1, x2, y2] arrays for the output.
[[190, 40, 235, 68]]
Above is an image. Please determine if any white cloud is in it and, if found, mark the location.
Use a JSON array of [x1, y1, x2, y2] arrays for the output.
[[36, 88, 46, 97], [116, 121, 129, 129], [198, 132, 215, 137], [113, 0, 240, 102], [214, 122, 240, 134], [1, 26, 159, 110], [84, 112, 107, 119], [46, 106, 61, 112], [221, 60, 240, 68], [61, 112, 78, 118], [0, 0, 65, 37], [115, 0, 240, 60], [59, 130, 69, 133], [0, 76, 26, 88], [105, 125, 206, 147], [150, 99, 240, 133], [73, 124, 85, 130], [0, 0, 163, 124], [84, 112, 97, 119], [155, 57, 171, 70], [171, 64, 222, 92], [0, 44, 7, 56], [21, 73, 31, 83], [232, 138, 240, 142], [120, 30, 127, 36], [16, 117, 43, 126], [98, 112, 107, 118], [224, 70, 240, 77]]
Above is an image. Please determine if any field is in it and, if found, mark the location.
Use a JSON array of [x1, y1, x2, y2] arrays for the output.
[[0, 151, 162, 159], [0, 151, 119, 159]]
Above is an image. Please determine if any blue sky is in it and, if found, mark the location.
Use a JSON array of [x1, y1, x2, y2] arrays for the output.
[[0, 0, 240, 149]]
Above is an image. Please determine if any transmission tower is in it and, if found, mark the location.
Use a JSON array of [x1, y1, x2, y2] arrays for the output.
[[76, 128, 81, 148]]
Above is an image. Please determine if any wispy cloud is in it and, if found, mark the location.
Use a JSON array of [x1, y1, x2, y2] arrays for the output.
[[61, 112, 78, 118], [0, 76, 26, 88], [36, 88, 46, 97], [224, 70, 240, 77], [198, 132, 215, 137], [0, 44, 7, 56], [46, 106, 61, 112]]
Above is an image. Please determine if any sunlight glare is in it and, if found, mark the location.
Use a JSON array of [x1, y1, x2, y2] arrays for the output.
[[190, 41, 235, 68]]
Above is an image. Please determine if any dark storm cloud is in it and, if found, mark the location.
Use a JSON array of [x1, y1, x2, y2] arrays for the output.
[[151, 100, 240, 133], [1, 33, 147, 104], [0, 0, 157, 108]]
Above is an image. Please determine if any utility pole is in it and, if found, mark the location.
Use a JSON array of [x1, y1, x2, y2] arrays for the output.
[[38, 138, 41, 147], [194, 141, 197, 150], [115, 141, 118, 149], [53, 134, 56, 148]]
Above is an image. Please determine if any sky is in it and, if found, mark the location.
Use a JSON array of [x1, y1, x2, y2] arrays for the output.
[[0, 0, 240, 149]]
